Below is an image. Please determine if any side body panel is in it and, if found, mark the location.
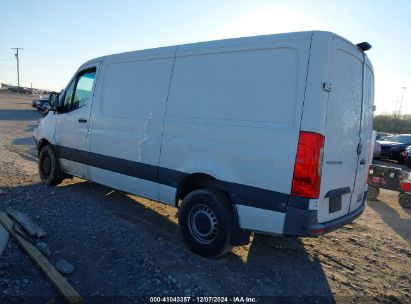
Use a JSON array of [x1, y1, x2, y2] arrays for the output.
[[160, 33, 312, 233], [87, 47, 177, 201], [33, 112, 57, 148]]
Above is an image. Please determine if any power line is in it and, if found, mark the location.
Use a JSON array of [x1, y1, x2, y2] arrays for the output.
[[11, 48, 23, 87]]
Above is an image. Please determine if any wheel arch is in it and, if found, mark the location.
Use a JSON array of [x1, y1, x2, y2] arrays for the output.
[[38, 138, 51, 156], [175, 173, 228, 207], [175, 173, 251, 247], [38, 139, 60, 164]]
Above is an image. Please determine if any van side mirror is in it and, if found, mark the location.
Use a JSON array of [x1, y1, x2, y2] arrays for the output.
[[49, 92, 59, 112]]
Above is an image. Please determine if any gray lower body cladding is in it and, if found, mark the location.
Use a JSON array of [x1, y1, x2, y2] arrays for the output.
[[283, 197, 366, 237]]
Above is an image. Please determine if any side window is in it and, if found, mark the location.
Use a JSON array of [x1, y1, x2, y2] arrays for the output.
[[63, 78, 76, 112], [73, 70, 96, 110], [61, 67, 96, 113]]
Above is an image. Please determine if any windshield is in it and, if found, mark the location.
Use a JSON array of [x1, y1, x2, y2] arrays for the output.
[[388, 135, 411, 144]]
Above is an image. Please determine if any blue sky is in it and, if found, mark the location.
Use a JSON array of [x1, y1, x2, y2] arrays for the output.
[[1, 0, 410, 114]]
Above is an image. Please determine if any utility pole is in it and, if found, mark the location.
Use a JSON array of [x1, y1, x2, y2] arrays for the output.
[[398, 86, 407, 117], [11, 48, 23, 87]]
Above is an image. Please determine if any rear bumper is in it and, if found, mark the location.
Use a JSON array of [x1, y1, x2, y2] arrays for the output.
[[283, 198, 365, 237]]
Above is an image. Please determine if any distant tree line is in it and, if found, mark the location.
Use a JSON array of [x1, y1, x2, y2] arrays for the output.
[[374, 114, 411, 134]]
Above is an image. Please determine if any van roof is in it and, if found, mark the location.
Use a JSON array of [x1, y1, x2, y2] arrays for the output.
[[79, 31, 367, 69]]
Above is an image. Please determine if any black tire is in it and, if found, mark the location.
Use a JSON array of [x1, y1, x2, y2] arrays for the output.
[[366, 186, 380, 201], [38, 144, 63, 186], [398, 193, 411, 209], [178, 188, 233, 259]]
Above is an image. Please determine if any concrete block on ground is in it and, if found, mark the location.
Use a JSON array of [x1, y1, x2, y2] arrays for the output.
[[6, 207, 46, 238]]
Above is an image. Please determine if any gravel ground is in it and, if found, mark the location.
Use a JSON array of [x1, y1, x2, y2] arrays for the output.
[[0, 92, 410, 303]]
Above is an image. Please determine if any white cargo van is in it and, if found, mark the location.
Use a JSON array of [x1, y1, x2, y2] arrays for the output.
[[34, 31, 374, 258]]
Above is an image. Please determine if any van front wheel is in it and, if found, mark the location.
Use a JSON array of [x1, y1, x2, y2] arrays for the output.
[[38, 144, 62, 186], [178, 189, 233, 259]]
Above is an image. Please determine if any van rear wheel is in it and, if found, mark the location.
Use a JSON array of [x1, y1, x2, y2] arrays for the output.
[[178, 189, 233, 259], [39, 144, 62, 186]]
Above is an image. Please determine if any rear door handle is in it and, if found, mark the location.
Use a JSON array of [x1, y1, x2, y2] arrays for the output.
[[78, 118, 87, 123], [357, 142, 363, 155], [360, 160, 366, 165]]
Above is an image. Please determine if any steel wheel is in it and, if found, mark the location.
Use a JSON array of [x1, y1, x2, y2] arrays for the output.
[[41, 155, 51, 178], [38, 144, 63, 186], [178, 189, 233, 258], [188, 204, 219, 244]]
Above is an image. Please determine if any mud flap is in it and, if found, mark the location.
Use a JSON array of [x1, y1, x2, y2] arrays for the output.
[[230, 207, 251, 246]]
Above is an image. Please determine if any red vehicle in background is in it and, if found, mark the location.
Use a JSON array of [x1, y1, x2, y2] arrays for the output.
[[367, 164, 411, 208]]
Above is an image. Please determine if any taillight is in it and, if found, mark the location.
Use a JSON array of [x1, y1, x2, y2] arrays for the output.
[[291, 131, 325, 198]]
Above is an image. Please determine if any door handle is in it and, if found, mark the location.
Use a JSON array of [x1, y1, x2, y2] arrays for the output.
[[360, 160, 366, 165], [78, 118, 87, 123], [357, 143, 362, 155]]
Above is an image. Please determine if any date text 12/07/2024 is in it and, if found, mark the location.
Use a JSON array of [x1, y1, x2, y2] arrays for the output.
[[149, 296, 259, 303]]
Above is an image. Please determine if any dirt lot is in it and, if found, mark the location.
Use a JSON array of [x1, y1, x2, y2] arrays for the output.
[[0, 92, 410, 303]]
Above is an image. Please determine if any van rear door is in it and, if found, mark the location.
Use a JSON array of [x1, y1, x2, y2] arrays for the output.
[[350, 58, 374, 212], [317, 37, 366, 223]]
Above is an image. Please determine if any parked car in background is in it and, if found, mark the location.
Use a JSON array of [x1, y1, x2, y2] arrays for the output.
[[373, 141, 381, 159], [401, 146, 411, 166], [378, 134, 411, 162], [41, 103, 50, 112], [376, 132, 394, 141], [380, 135, 395, 142], [31, 98, 39, 108], [32, 96, 48, 108], [35, 98, 50, 111]]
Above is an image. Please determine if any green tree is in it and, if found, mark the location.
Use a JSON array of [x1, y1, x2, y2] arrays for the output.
[[374, 114, 411, 134]]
